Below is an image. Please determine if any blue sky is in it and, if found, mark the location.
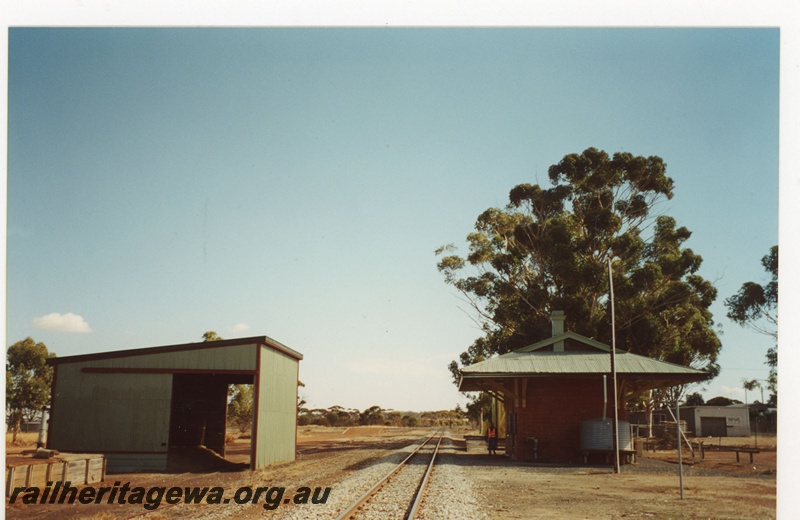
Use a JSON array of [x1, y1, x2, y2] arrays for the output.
[[5, 27, 781, 412]]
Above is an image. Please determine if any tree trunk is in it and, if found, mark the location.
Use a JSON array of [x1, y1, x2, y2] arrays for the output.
[[12, 413, 22, 443]]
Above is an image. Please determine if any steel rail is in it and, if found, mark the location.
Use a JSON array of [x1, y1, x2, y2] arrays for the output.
[[335, 429, 443, 520], [406, 430, 443, 520]]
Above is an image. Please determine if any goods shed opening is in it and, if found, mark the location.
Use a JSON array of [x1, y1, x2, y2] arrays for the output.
[[168, 373, 254, 472]]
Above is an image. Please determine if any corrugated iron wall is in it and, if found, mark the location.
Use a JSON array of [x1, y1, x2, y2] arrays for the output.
[[253, 345, 299, 469], [49, 366, 172, 471], [48, 342, 260, 472], [75, 342, 258, 371]]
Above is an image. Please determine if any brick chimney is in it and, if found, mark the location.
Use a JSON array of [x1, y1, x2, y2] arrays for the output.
[[551, 310, 565, 352]]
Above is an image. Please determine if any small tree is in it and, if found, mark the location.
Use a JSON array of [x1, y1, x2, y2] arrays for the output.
[[228, 384, 254, 434], [202, 331, 224, 342], [742, 379, 761, 404], [684, 392, 705, 406], [7, 338, 55, 442], [201, 331, 254, 434], [465, 393, 492, 428], [706, 396, 742, 406], [359, 405, 384, 425]]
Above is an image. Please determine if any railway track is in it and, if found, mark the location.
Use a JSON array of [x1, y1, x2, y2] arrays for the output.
[[335, 430, 444, 520]]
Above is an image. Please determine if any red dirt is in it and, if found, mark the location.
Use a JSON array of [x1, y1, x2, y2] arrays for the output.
[[5, 428, 777, 519]]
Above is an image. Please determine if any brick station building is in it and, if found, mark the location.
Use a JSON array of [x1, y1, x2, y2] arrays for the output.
[[458, 311, 710, 464]]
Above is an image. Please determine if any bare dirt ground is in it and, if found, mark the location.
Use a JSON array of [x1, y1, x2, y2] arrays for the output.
[[6, 428, 778, 519], [461, 435, 776, 519], [642, 434, 776, 477]]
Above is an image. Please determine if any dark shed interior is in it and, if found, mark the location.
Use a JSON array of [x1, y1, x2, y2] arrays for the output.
[[168, 373, 254, 457]]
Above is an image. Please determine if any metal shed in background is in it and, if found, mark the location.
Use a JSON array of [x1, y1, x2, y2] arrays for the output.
[[678, 405, 750, 437], [46, 336, 302, 472]]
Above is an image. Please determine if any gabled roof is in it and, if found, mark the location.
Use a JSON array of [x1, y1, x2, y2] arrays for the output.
[[47, 335, 303, 365], [458, 330, 709, 392], [516, 331, 611, 353], [460, 350, 706, 377]]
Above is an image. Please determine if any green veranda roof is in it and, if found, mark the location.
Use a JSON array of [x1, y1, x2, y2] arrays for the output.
[[458, 331, 710, 392]]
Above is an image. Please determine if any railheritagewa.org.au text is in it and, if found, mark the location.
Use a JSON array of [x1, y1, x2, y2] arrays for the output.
[[8, 481, 332, 511]]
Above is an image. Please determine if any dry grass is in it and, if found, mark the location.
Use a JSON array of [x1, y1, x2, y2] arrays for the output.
[[5, 431, 39, 447], [224, 428, 252, 441], [298, 425, 349, 435], [690, 433, 777, 450]]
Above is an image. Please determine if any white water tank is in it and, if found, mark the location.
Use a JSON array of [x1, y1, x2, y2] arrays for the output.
[[580, 418, 632, 451]]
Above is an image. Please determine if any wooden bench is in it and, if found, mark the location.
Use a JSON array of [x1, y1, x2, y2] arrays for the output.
[[734, 448, 760, 463]]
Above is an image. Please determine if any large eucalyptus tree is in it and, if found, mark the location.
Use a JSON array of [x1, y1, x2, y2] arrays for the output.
[[437, 148, 721, 385]]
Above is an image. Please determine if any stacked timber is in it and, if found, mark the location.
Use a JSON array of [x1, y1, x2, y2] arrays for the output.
[[5, 452, 105, 496]]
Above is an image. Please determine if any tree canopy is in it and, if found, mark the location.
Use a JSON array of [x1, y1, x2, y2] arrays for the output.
[[202, 331, 224, 342], [724, 245, 777, 338], [6, 337, 55, 441], [437, 148, 721, 384], [296, 404, 466, 428], [684, 392, 705, 406], [706, 396, 742, 406], [724, 245, 777, 405]]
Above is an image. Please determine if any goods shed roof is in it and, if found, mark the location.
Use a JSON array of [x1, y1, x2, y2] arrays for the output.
[[47, 335, 303, 365]]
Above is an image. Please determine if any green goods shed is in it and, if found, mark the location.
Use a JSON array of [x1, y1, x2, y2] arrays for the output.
[[46, 336, 302, 473]]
